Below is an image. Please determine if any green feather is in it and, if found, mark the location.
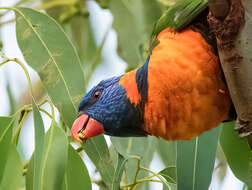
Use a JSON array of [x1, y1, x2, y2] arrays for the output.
[[150, 0, 208, 47]]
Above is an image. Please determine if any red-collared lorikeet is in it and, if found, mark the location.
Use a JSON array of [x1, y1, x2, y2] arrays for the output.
[[71, 1, 234, 143]]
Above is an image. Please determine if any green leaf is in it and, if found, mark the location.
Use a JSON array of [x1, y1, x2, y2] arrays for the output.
[[83, 135, 115, 188], [108, 0, 162, 69], [15, 7, 86, 127], [220, 122, 252, 188], [159, 167, 176, 184], [0, 116, 15, 182], [157, 139, 176, 167], [63, 145, 91, 190], [176, 125, 222, 190], [0, 144, 23, 190], [32, 100, 45, 190], [111, 153, 127, 190], [26, 123, 68, 190], [111, 136, 157, 189], [0, 116, 21, 190]]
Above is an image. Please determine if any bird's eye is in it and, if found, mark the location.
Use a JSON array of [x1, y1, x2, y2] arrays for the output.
[[92, 89, 103, 99]]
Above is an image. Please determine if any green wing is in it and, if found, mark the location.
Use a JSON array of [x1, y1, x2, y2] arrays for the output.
[[151, 0, 208, 45]]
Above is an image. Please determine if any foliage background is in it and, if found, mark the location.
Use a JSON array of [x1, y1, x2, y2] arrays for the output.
[[0, 0, 250, 189]]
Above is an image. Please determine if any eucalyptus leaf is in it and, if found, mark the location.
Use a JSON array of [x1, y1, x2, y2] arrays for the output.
[[63, 145, 91, 190], [157, 138, 176, 167], [15, 7, 86, 127], [31, 100, 45, 190], [0, 117, 16, 186], [0, 144, 23, 190], [108, 0, 161, 69], [176, 126, 222, 190], [26, 122, 68, 190], [220, 122, 252, 188], [111, 153, 127, 190], [83, 135, 115, 189], [15, 8, 114, 188]]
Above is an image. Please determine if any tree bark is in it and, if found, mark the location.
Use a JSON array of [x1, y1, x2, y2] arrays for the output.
[[208, 0, 252, 147]]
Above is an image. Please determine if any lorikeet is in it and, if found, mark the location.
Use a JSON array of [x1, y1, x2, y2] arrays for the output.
[[71, 6, 233, 143]]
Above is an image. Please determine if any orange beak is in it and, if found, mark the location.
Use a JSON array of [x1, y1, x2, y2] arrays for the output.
[[71, 114, 104, 143]]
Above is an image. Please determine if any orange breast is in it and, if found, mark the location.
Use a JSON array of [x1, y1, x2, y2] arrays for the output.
[[144, 28, 231, 140]]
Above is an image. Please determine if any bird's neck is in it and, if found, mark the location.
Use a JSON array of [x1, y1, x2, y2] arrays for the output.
[[119, 56, 150, 106]]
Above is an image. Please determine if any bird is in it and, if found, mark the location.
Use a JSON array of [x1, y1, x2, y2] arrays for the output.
[[71, 8, 233, 143]]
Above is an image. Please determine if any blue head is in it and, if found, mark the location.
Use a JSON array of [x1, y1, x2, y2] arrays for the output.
[[71, 75, 146, 142]]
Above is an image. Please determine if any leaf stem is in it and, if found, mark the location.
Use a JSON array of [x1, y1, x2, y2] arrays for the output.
[[0, 56, 33, 94]]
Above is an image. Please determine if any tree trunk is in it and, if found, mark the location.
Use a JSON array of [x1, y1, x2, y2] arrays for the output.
[[208, 0, 252, 147]]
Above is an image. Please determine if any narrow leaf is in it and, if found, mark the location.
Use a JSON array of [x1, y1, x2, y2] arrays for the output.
[[15, 7, 86, 127], [83, 135, 115, 188], [32, 100, 45, 190], [177, 126, 222, 190], [220, 122, 252, 188], [63, 145, 91, 190], [111, 153, 127, 190]]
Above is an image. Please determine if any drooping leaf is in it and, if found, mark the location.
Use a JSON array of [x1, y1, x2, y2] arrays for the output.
[[159, 167, 176, 184], [220, 122, 252, 188], [111, 153, 127, 190], [0, 144, 23, 190], [15, 8, 113, 187], [63, 145, 91, 190], [83, 135, 115, 189], [15, 7, 86, 127], [176, 125, 222, 190]]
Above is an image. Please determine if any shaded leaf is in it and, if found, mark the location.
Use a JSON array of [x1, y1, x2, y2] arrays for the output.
[[111, 153, 127, 190], [159, 167, 176, 184], [63, 145, 91, 190], [83, 135, 115, 189], [108, 0, 162, 69], [15, 7, 86, 127], [176, 125, 222, 190], [220, 122, 252, 188], [157, 138, 176, 167]]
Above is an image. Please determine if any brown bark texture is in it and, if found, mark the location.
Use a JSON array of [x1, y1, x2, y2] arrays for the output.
[[208, 0, 252, 147]]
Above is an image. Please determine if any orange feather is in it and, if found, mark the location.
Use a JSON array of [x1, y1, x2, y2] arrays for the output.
[[144, 28, 231, 140], [119, 70, 141, 106]]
